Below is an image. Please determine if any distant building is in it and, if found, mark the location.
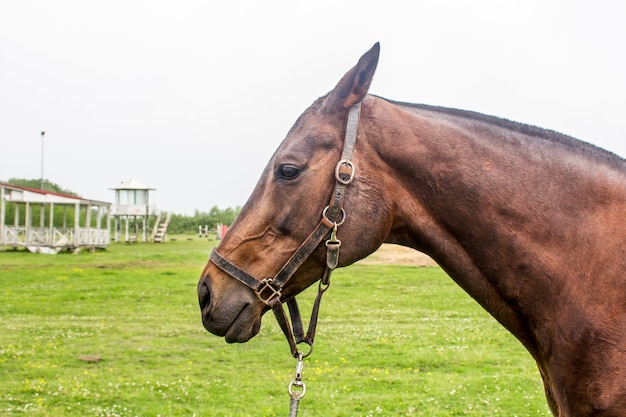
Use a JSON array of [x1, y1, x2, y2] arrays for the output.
[[111, 178, 170, 243], [0, 183, 111, 253]]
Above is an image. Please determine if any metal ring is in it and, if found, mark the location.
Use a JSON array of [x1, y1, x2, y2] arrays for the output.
[[288, 380, 306, 399], [296, 341, 314, 358], [321, 206, 346, 227], [335, 160, 355, 185]]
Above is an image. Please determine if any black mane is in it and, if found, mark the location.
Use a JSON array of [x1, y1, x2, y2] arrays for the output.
[[383, 97, 625, 169]]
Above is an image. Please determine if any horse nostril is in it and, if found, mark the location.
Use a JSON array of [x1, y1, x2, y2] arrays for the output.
[[198, 278, 211, 311]]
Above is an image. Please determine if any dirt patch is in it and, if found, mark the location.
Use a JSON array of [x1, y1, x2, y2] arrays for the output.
[[358, 244, 437, 267]]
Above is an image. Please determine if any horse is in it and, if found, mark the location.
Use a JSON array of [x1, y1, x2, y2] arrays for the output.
[[198, 43, 626, 416]]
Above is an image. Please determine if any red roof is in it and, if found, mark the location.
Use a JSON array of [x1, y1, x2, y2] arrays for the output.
[[0, 182, 110, 206], [0, 182, 82, 199]]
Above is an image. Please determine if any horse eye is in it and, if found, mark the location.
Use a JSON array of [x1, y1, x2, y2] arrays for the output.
[[276, 164, 300, 180]]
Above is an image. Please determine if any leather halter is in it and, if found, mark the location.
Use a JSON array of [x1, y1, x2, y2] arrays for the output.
[[209, 102, 361, 358]]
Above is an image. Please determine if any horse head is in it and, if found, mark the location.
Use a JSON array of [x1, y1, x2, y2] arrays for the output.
[[198, 43, 391, 345]]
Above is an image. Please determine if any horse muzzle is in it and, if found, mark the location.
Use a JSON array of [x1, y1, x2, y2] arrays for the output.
[[197, 272, 263, 343]]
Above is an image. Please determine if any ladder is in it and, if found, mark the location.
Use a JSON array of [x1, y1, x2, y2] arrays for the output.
[[152, 212, 172, 243]]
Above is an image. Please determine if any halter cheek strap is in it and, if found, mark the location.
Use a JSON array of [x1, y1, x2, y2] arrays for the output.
[[209, 102, 361, 358]]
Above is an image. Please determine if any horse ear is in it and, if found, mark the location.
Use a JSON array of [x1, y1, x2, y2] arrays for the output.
[[322, 42, 380, 113]]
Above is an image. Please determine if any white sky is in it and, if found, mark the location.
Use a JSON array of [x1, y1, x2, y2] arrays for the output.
[[1, 1, 624, 214]]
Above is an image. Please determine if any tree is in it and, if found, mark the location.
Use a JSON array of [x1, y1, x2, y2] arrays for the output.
[[4, 178, 77, 195], [167, 206, 241, 234]]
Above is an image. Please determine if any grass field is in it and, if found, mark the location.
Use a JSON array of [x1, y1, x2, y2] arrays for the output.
[[0, 237, 551, 416]]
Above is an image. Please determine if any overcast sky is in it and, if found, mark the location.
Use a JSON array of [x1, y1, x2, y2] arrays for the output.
[[1, 1, 624, 214]]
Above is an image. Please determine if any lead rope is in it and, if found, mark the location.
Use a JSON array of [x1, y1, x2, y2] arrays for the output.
[[288, 352, 306, 416], [286, 222, 341, 416]]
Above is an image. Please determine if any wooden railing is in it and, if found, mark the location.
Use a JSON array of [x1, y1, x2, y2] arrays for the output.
[[1, 226, 110, 249]]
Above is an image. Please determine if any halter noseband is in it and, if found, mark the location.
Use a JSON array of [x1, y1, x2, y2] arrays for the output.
[[209, 102, 361, 358]]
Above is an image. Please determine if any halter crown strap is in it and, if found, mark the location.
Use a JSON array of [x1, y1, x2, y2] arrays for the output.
[[209, 102, 361, 357]]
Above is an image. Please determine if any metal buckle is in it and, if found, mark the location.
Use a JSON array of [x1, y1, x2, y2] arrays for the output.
[[257, 278, 282, 304], [335, 160, 355, 185], [321, 206, 346, 227]]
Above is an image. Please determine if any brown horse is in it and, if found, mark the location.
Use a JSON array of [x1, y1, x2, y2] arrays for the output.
[[198, 43, 626, 416]]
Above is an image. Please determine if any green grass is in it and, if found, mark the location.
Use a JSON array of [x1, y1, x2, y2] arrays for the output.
[[0, 238, 551, 416]]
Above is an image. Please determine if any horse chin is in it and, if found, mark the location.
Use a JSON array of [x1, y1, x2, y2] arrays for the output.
[[224, 308, 262, 343], [200, 300, 262, 344]]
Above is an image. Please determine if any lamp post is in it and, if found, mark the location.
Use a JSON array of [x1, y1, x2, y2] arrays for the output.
[[40, 131, 45, 190]]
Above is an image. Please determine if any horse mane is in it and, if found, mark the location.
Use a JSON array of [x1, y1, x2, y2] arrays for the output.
[[382, 97, 625, 169]]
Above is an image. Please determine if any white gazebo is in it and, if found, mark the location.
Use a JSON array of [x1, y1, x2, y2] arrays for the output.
[[111, 178, 157, 243], [0, 183, 111, 253]]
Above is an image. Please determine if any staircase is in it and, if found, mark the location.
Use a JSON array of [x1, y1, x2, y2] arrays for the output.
[[152, 212, 172, 243]]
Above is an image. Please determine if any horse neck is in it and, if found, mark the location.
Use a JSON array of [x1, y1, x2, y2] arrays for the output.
[[364, 98, 624, 341], [368, 99, 620, 259]]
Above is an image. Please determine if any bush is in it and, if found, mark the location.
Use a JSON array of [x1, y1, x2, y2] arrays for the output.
[[166, 206, 241, 234]]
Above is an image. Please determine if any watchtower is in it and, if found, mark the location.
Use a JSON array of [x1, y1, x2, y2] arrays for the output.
[[111, 178, 156, 243]]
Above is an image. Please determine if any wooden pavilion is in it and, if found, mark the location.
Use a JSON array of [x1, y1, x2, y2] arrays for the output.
[[0, 183, 111, 253]]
